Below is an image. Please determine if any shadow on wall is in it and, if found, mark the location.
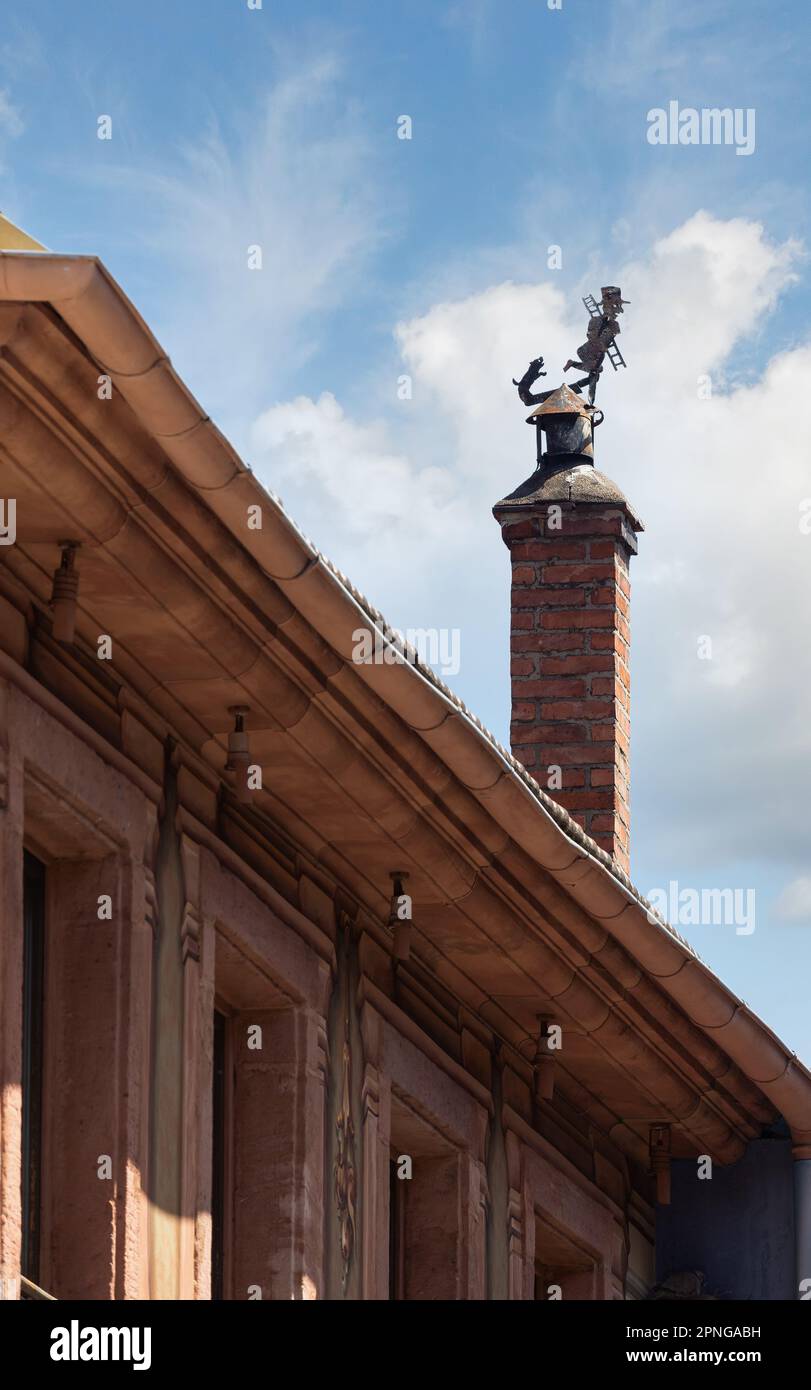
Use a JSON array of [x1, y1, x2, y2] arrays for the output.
[[655, 1133, 794, 1301]]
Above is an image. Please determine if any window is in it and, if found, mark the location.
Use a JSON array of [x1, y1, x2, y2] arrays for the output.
[[21, 850, 46, 1285], [388, 1099, 462, 1300], [533, 1214, 596, 1299]]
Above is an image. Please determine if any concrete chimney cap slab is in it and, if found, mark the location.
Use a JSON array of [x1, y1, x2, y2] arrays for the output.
[[493, 464, 644, 530]]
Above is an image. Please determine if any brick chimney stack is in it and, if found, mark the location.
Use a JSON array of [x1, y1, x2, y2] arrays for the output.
[[493, 385, 642, 874]]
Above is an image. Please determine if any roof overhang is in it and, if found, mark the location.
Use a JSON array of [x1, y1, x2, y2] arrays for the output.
[[1, 251, 808, 1165]]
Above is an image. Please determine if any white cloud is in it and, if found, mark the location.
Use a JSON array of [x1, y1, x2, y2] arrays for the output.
[[774, 877, 811, 923], [252, 391, 459, 542], [0, 87, 23, 171], [97, 54, 383, 432], [251, 212, 811, 870], [0, 88, 23, 138], [576, 0, 799, 98]]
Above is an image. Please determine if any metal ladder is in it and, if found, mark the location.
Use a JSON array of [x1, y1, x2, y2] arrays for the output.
[[582, 294, 627, 371]]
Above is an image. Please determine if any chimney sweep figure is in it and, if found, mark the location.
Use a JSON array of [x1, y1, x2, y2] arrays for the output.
[[512, 287, 629, 412], [562, 286, 629, 404]]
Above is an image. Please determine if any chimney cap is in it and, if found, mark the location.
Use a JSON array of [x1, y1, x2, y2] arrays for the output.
[[525, 383, 598, 425], [525, 383, 603, 425]]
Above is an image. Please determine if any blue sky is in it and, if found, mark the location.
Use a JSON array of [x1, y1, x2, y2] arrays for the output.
[[4, 0, 811, 1061]]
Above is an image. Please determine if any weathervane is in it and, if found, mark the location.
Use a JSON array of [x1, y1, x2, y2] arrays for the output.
[[513, 286, 629, 409]]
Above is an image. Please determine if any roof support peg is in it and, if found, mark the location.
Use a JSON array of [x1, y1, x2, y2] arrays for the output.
[[533, 1015, 557, 1103], [50, 541, 80, 643], [649, 1123, 672, 1205], [388, 871, 412, 962], [226, 705, 253, 805]]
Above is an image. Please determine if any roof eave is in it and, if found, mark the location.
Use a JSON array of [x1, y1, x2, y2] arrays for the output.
[[2, 250, 809, 1153]]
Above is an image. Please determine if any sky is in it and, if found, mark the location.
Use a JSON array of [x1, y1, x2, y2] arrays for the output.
[[3, 0, 811, 1061]]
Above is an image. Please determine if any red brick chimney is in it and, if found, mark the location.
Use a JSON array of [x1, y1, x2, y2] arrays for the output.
[[493, 385, 642, 874]]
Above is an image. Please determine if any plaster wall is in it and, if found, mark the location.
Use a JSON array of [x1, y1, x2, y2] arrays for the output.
[[0, 674, 635, 1302], [656, 1138, 795, 1301]]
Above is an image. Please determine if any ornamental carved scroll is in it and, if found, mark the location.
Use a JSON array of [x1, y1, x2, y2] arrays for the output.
[[333, 926, 357, 1292]]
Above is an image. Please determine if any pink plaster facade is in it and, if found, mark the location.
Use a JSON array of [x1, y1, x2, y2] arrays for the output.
[[0, 669, 646, 1300], [3, 252, 803, 1304]]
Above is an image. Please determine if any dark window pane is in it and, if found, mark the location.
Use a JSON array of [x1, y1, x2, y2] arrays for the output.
[[389, 1159, 403, 1300]]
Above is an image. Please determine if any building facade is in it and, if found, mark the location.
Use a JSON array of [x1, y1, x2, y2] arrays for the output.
[[0, 247, 809, 1300]]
